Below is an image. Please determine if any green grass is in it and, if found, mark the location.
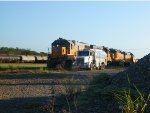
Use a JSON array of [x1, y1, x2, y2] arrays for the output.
[[76, 73, 150, 113], [114, 89, 150, 113], [0, 63, 46, 69]]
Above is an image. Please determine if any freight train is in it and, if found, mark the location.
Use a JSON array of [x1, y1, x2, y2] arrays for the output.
[[47, 38, 136, 69], [0, 54, 47, 63]]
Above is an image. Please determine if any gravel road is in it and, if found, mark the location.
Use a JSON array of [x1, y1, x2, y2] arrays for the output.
[[0, 68, 124, 113]]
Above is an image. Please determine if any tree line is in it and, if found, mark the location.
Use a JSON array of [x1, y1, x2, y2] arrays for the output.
[[0, 47, 47, 56]]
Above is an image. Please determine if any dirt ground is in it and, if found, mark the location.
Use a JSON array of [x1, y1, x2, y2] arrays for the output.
[[0, 68, 125, 113]]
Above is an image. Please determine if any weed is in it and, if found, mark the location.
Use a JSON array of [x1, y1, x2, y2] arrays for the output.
[[114, 88, 150, 113], [45, 77, 83, 113]]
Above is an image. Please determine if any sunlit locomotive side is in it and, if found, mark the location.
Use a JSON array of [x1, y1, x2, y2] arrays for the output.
[[104, 48, 135, 66]]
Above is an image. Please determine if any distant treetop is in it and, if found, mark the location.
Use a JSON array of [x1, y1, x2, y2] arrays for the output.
[[0, 47, 47, 56]]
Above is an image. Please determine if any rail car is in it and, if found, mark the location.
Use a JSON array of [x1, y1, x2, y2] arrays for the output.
[[102, 47, 112, 65], [0, 54, 47, 63], [103, 48, 135, 66], [35, 56, 48, 63], [0, 54, 21, 63]]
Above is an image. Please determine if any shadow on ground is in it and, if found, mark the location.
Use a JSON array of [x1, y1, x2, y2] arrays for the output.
[[0, 96, 50, 113]]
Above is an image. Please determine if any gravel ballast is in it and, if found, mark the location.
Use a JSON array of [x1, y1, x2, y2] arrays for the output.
[[111, 53, 150, 93], [0, 69, 123, 113]]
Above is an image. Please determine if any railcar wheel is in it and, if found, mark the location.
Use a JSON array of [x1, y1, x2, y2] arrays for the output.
[[103, 64, 105, 69], [101, 63, 105, 70]]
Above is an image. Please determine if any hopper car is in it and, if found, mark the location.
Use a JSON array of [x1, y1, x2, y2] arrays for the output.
[[0, 54, 47, 63]]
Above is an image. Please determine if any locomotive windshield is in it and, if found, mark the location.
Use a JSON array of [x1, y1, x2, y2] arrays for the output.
[[78, 51, 89, 56]]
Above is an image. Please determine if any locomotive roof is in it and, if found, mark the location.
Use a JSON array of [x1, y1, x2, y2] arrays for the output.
[[52, 38, 73, 46], [109, 48, 117, 53], [52, 38, 90, 46]]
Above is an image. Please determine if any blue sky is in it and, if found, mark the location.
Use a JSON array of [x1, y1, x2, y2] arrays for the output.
[[0, 1, 150, 58]]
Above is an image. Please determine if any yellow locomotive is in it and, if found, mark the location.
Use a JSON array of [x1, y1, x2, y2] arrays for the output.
[[105, 48, 135, 66], [47, 38, 90, 68]]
